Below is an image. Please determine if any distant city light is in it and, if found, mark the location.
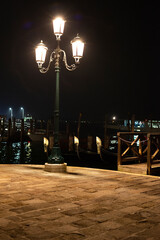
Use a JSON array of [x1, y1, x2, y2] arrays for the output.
[[9, 107, 13, 120], [20, 107, 24, 119]]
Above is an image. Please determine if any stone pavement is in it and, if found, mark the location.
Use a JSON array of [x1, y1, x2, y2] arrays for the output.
[[0, 164, 160, 240]]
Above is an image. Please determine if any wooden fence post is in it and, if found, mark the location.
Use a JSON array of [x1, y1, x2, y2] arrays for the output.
[[87, 136, 93, 151], [117, 132, 122, 166], [147, 133, 151, 175], [139, 138, 142, 163], [69, 135, 74, 152]]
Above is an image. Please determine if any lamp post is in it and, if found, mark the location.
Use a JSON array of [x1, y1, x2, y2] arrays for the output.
[[35, 16, 84, 171]]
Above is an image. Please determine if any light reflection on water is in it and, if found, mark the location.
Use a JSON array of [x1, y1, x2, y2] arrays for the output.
[[0, 142, 47, 164]]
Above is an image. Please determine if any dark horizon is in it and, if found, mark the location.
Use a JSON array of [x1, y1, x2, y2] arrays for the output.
[[1, 0, 160, 121]]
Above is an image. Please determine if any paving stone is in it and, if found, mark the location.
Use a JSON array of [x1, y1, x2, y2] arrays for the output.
[[0, 233, 14, 240], [0, 218, 12, 228], [0, 164, 160, 239], [25, 230, 58, 239], [62, 207, 86, 216], [53, 224, 79, 234], [51, 215, 80, 226], [99, 220, 123, 230], [72, 219, 96, 228], [60, 232, 86, 240], [80, 224, 107, 237]]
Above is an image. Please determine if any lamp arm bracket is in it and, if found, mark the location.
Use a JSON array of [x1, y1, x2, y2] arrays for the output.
[[60, 50, 77, 71], [39, 51, 55, 73]]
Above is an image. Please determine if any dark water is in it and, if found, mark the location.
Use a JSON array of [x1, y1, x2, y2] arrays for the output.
[[0, 141, 47, 164], [0, 139, 117, 170]]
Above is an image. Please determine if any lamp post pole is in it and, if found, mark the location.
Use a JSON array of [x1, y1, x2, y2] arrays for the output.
[[35, 16, 85, 171], [48, 44, 64, 164]]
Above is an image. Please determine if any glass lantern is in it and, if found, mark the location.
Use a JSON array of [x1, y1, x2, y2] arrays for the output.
[[53, 17, 65, 40], [71, 34, 84, 63], [35, 40, 48, 68]]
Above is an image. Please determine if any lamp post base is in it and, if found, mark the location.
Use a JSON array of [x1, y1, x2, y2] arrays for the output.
[[48, 146, 64, 164], [44, 163, 67, 173]]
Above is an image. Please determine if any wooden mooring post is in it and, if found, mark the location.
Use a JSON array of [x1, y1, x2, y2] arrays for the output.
[[69, 135, 74, 152], [117, 133, 122, 165], [87, 136, 94, 151], [104, 114, 110, 149], [77, 113, 82, 139]]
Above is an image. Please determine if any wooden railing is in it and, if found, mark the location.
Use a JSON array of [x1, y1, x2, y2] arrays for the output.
[[147, 133, 160, 174], [117, 132, 160, 175], [117, 132, 148, 165]]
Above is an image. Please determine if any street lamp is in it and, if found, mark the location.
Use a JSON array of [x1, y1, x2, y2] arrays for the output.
[[35, 16, 85, 172], [112, 116, 117, 124]]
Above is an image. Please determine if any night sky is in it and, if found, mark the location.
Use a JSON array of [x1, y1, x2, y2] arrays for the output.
[[1, 0, 160, 121]]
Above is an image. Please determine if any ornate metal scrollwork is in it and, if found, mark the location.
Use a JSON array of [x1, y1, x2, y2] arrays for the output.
[[38, 51, 55, 73], [60, 50, 77, 71], [38, 49, 77, 73]]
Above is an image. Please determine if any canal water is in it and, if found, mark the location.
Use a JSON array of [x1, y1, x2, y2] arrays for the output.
[[0, 141, 47, 164], [0, 135, 118, 169]]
